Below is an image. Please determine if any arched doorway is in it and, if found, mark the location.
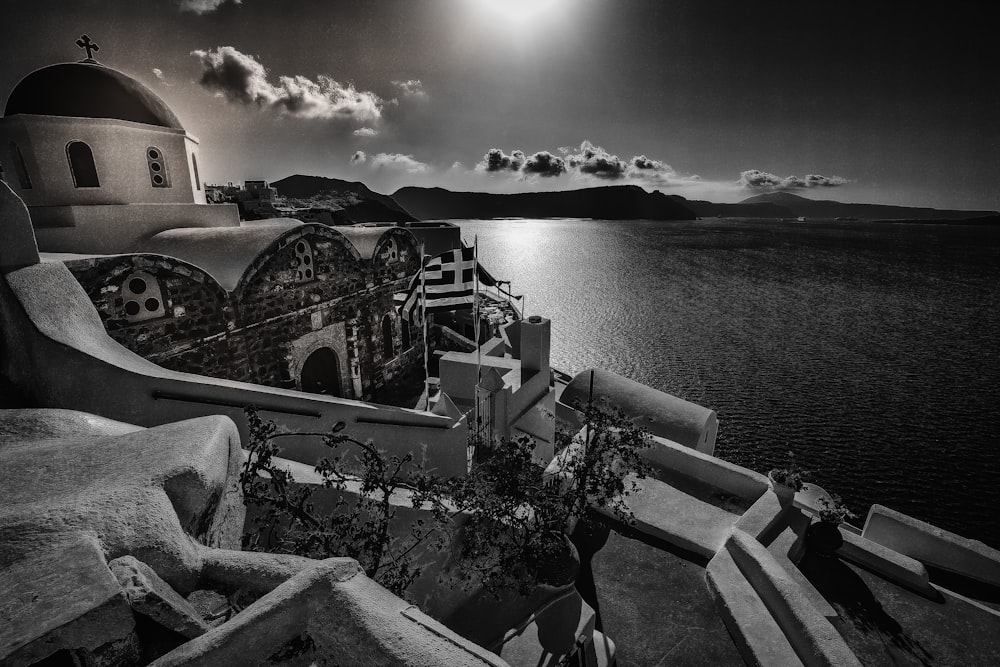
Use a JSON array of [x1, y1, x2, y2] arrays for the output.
[[300, 347, 342, 397]]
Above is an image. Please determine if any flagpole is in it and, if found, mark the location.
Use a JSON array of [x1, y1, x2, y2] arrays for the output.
[[474, 235, 481, 385], [420, 243, 429, 412]]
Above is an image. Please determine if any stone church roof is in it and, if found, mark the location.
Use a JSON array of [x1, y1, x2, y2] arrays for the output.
[[142, 219, 304, 291], [334, 225, 397, 260], [3, 62, 184, 129]]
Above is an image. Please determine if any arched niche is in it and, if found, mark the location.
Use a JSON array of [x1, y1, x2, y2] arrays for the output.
[[287, 322, 352, 399]]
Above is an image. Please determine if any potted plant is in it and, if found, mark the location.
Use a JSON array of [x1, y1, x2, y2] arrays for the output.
[[807, 493, 857, 556], [768, 451, 809, 493]]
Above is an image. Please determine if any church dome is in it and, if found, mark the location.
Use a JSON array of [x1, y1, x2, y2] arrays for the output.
[[3, 62, 183, 129]]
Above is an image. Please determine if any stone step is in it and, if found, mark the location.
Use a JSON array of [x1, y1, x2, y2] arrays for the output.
[[706, 548, 804, 667]]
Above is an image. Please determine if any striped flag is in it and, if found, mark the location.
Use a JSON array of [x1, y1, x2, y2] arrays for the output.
[[399, 246, 476, 323]]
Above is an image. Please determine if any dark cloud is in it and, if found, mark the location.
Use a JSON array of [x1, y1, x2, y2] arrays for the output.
[[565, 141, 627, 179], [630, 155, 666, 172], [522, 151, 567, 177], [479, 148, 525, 172], [351, 150, 367, 164], [475, 141, 702, 184], [191, 46, 382, 122], [803, 174, 848, 187], [740, 169, 847, 189]]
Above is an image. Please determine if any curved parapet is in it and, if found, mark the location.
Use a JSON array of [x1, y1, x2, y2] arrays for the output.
[[150, 556, 510, 667], [0, 408, 143, 443], [559, 368, 718, 454], [0, 258, 469, 477]]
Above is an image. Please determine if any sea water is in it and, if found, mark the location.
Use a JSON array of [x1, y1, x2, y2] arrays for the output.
[[454, 217, 1000, 548]]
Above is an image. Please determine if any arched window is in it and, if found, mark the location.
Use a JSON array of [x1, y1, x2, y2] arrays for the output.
[[381, 313, 395, 359], [66, 141, 99, 188], [121, 272, 165, 323], [191, 153, 201, 191], [9, 142, 31, 189], [401, 319, 411, 350], [293, 240, 314, 283], [146, 146, 170, 188]]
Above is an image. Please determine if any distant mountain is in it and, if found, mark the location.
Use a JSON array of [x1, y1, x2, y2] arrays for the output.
[[271, 175, 417, 223], [392, 185, 697, 221], [675, 197, 796, 219], [738, 192, 998, 222]]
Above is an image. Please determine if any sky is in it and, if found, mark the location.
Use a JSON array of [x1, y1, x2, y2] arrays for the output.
[[1, 0, 997, 209]]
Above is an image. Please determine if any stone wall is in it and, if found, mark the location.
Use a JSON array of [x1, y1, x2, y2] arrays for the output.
[[65, 226, 425, 403]]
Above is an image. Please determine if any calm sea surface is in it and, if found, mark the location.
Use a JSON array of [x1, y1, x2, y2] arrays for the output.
[[453, 218, 1000, 548]]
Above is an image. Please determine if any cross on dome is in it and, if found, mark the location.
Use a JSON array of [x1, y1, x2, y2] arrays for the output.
[[76, 34, 100, 62]]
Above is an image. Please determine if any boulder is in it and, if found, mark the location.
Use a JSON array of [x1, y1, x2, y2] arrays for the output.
[[110, 556, 211, 639], [0, 535, 136, 666]]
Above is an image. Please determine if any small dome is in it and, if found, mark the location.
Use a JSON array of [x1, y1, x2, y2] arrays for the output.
[[4, 62, 183, 129]]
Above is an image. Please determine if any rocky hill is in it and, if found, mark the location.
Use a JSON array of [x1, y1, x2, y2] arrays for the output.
[[271, 175, 417, 223], [392, 185, 697, 220]]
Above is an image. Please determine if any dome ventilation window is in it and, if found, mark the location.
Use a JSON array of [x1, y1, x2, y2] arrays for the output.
[[146, 146, 170, 188], [121, 272, 166, 323], [293, 239, 315, 284]]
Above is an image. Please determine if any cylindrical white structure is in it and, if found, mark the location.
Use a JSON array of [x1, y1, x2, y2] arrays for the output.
[[558, 368, 718, 454]]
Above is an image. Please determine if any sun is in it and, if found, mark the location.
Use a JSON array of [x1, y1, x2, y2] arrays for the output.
[[472, 0, 564, 25]]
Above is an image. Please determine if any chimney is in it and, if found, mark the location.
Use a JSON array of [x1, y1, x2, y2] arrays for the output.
[[519, 315, 550, 375]]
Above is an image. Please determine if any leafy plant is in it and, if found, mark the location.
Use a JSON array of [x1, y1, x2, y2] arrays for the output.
[[768, 450, 810, 491], [449, 400, 652, 596], [239, 400, 652, 599], [817, 493, 856, 525], [239, 407, 452, 597]]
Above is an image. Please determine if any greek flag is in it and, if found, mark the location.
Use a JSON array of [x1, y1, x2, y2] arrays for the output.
[[399, 246, 476, 323]]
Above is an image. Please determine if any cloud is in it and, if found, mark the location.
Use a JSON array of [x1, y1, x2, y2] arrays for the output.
[[392, 79, 428, 100], [177, 0, 240, 14], [473, 141, 704, 186], [739, 169, 848, 189], [802, 174, 848, 187], [352, 152, 428, 174], [190, 46, 382, 122], [151, 68, 171, 86], [522, 151, 567, 177], [479, 148, 526, 173], [564, 141, 628, 179], [353, 127, 378, 137]]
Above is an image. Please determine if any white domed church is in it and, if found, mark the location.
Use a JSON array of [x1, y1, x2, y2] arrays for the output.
[[0, 40, 238, 253], [0, 40, 426, 404]]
